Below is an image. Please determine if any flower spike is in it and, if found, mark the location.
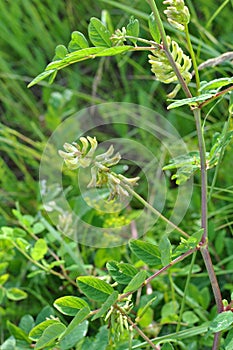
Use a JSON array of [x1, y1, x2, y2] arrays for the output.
[[163, 0, 190, 31], [148, 36, 192, 97], [59, 137, 140, 201]]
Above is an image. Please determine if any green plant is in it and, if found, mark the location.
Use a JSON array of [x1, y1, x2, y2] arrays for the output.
[[1, 1, 233, 349]]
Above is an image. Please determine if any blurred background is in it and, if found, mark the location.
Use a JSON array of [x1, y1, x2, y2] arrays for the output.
[[0, 0, 232, 220], [0, 0, 233, 346]]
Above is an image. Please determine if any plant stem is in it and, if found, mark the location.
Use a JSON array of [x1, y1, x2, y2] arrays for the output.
[[12, 241, 77, 287], [193, 108, 208, 243], [176, 250, 197, 332], [200, 247, 223, 313], [146, 4, 224, 349], [208, 120, 230, 201], [198, 85, 233, 109], [146, 248, 196, 284], [120, 248, 196, 301], [125, 185, 189, 238], [125, 36, 160, 48], [184, 23, 200, 92], [213, 332, 222, 350], [20, 222, 76, 287], [194, 102, 223, 348]]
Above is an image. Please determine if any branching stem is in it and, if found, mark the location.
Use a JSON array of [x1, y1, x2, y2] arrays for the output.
[[146, 2, 224, 349]]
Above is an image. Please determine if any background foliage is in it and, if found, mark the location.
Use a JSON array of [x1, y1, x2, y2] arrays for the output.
[[0, 0, 233, 349]]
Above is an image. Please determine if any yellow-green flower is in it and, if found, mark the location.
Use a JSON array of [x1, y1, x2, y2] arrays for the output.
[[58, 136, 97, 170], [148, 36, 192, 97], [163, 0, 190, 31]]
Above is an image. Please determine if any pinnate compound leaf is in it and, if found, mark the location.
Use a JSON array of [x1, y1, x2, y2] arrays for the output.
[[129, 239, 161, 266], [92, 291, 119, 321], [59, 307, 90, 340], [123, 270, 147, 293], [34, 323, 66, 350], [6, 287, 28, 301], [54, 296, 89, 316], [29, 320, 61, 341], [163, 151, 200, 185], [207, 130, 233, 169], [28, 46, 132, 87], [209, 311, 233, 333], [46, 46, 132, 71], [88, 17, 111, 47], [27, 69, 56, 88], [167, 93, 214, 109], [106, 260, 138, 284], [31, 239, 48, 261], [77, 276, 114, 302], [7, 321, 30, 343], [163, 152, 200, 170], [171, 165, 198, 185], [199, 77, 233, 92], [68, 31, 89, 51]]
